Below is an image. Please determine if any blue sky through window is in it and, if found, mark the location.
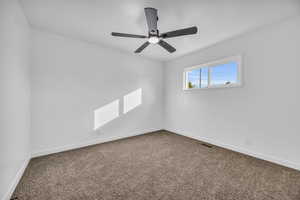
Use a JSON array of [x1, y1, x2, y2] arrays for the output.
[[210, 61, 238, 85], [201, 67, 208, 87], [187, 69, 200, 88]]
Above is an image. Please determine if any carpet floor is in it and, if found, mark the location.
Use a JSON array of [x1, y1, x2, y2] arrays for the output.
[[13, 131, 300, 200]]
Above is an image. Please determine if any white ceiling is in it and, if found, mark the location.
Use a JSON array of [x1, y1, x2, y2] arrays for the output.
[[20, 0, 300, 61]]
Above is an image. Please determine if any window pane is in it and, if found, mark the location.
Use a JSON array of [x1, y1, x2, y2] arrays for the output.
[[210, 61, 238, 86], [186, 67, 209, 89], [187, 69, 200, 89], [200, 67, 208, 88]]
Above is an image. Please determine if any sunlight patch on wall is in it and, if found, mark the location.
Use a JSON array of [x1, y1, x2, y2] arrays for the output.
[[94, 100, 119, 130], [123, 88, 142, 114]]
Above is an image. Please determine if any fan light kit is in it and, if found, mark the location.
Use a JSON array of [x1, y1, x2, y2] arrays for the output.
[[111, 7, 198, 53], [148, 36, 159, 44]]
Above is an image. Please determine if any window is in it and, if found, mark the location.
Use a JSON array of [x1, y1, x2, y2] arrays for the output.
[[183, 56, 242, 90]]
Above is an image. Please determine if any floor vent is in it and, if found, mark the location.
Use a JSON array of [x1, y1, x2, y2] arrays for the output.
[[201, 143, 213, 148]]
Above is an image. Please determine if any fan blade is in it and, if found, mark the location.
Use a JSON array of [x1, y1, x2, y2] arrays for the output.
[[111, 32, 147, 38], [160, 26, 198, 38], [134, 42, 150, 53], [158, 40, 176, 53], [144, 7, 158, 34]]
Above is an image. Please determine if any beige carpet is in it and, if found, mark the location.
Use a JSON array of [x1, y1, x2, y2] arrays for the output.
[[13, 131, 300, 200]]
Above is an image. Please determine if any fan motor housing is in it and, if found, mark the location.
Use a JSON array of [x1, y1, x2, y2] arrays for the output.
[[149, 30, 159, 38]]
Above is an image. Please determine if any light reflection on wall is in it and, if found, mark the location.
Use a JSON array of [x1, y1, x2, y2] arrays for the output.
[[93, 88, 142, 130], [123, 88, 142, 114], [94, 100, 119, 130]]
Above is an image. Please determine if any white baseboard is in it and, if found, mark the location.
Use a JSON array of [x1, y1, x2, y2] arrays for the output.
[[31, 129, 162, 158], [165, 128, 300, 171], [3, 157, 30, 200]]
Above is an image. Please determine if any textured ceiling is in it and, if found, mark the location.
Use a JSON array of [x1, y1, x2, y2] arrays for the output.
[[20, 0, 300, 61]]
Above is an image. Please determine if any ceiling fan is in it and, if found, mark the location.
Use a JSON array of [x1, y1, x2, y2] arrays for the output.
[[111, 7, 198, 53]]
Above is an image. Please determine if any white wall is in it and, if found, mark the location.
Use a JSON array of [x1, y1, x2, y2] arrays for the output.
[[164, 16, 300, 170], [0, 0, 31, 199], [30, 29, 164, 156]]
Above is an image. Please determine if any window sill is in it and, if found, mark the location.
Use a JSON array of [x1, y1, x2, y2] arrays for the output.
[[183, 83, 242, 91]]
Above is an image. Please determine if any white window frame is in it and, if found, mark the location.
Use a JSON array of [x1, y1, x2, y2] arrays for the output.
[[183, 55, 242, 91]]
